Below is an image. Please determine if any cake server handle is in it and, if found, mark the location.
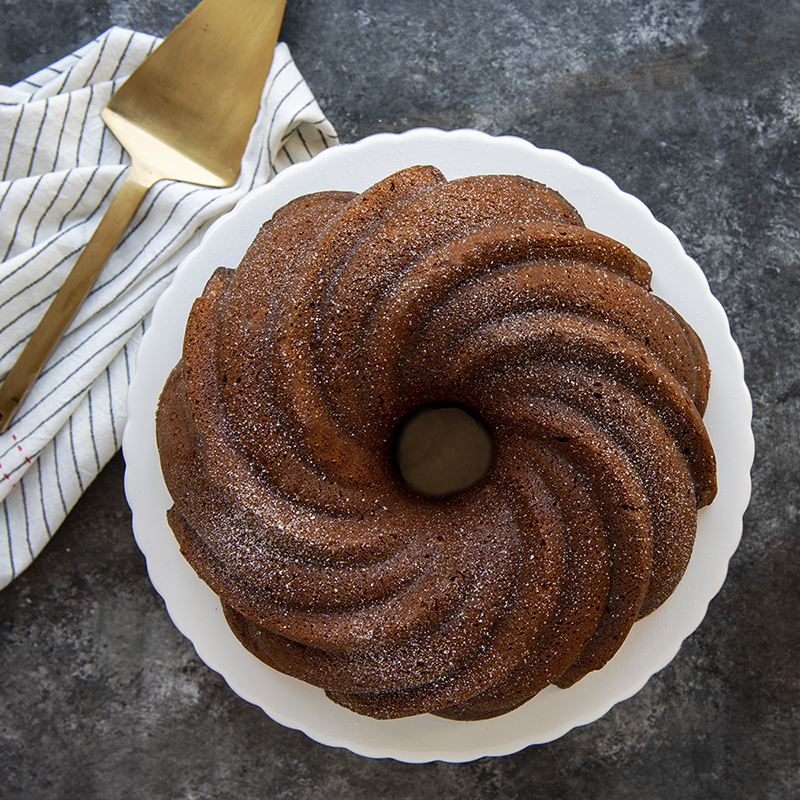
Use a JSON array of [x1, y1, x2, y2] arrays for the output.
[[0, 166, 151, 434]]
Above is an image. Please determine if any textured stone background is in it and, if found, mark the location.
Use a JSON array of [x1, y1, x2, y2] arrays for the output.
[[1, 1, 798, 798]]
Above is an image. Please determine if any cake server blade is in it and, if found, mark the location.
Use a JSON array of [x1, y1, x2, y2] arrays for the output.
[[0, 0, 287, 433]]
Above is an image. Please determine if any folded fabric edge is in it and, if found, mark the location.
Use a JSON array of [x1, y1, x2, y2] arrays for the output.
[[0, 321, 144, 589], [4, 27, 160, 102]]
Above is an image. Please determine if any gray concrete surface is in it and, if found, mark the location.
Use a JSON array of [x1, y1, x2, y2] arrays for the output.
[[1, 1, 798, 798]]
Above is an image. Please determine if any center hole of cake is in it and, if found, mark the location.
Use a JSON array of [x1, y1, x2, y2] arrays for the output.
[[394, 404, 493, 497]]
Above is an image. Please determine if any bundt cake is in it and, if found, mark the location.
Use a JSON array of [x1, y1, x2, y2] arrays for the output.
[[156, 165, 717, 720]]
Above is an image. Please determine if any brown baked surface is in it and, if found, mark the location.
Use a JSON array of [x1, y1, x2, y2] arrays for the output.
[[156, 165, 716, 720]]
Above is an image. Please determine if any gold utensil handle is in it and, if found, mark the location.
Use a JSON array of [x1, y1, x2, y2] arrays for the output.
[[0, 167, 152, 433]]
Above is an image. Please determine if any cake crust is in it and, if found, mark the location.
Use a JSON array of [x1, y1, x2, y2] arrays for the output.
[[156, 166, 717, 720]]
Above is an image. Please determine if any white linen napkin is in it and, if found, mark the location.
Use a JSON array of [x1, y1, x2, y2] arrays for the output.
[[0, 27, 338, 589]]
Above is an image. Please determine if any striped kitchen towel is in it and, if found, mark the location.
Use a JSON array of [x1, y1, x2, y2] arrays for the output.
[[0, 27, 338, 589]]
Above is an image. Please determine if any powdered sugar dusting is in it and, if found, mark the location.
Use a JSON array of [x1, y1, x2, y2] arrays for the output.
[[155, 166, 716, 721]]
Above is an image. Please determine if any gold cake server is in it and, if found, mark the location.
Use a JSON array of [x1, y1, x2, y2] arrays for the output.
[[0, 0, 287, 433]]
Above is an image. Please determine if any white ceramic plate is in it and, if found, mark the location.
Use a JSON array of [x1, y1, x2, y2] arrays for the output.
[[123, 128, 753, 763]]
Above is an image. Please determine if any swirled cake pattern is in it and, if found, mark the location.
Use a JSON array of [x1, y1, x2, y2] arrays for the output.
[[156, 166, 717, 720]]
